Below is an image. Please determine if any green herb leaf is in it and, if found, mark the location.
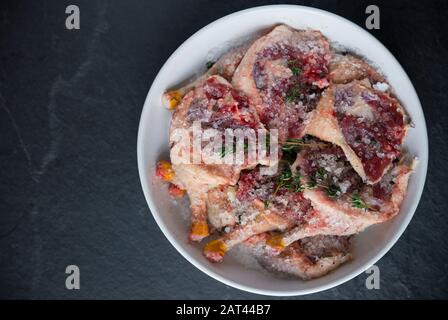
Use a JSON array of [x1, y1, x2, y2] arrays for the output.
[[316, 168, 326, 179], [264, 200, 270, 210], [285, 86, 300, 103], [306, 180, 318, 189], [278, 167, 292, 181], [206, 61, 215, 69], [326, 185, 341, 198], [287, 60, 301, 76], [274, 167, 306, 195], [263, 132, 271, 155], [351, 194, 369, 210], [219, 145, 228, 158], [281, 138, 305, 152], [290, 174, 304, 192], [291, 66, 301, 76]]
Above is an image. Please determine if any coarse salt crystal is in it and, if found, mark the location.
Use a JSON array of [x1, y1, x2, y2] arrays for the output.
[[373, 82, 389, 92]]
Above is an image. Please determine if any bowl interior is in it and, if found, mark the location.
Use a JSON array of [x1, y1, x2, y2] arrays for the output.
[[137, 5, 428, 296]]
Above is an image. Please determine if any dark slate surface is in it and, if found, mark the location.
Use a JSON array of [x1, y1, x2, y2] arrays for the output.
[[0, 0, 446, 299]]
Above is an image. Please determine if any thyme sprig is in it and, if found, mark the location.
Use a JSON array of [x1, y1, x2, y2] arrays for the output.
[[351, 194, 376, 210], [326, 184, 342, 198], [273, 166, 319, 196], [283, 138, 329, 150], [288, 60, 302, 77], [273, 167, 302, 195], [264, 199, 270, 210], [312, 168, 377, 211], [220, 141, 249, 158], [291, 66, 301, 76], [270, 166, 377, 211], [285, 86, 301, 103]]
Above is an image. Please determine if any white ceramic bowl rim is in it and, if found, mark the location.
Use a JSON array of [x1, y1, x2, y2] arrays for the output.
[[137, 5, 428, 296]]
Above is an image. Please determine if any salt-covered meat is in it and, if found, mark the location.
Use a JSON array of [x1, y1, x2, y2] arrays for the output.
[[206, 185, 237, 230], [329, 53, 386, 86], [241, 233, 352, 280], [203, 199, 293, 262], [159, 24, 416, 280], [203, 165, 314, 262], [162, 44, 250, 109], [232, 25, 331, 142], [170, 75, 266, 242], [267, 147, 416, 251], [305, 81, 408, 183]]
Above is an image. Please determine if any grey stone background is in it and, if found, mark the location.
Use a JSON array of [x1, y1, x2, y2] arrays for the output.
[[0, 0, 446, 299]]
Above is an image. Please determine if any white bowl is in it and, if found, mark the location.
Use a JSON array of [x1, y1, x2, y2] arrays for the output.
[[137, 5, 428, 296]]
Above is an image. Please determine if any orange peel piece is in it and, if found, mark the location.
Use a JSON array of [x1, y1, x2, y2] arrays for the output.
[[168, 184, 186, 198], [189, 221, 209, 242], [164, 90, 182, 110], [203, 239, 228, 262], [266, 234, 286, 254], [155, 161, 175, 182]]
